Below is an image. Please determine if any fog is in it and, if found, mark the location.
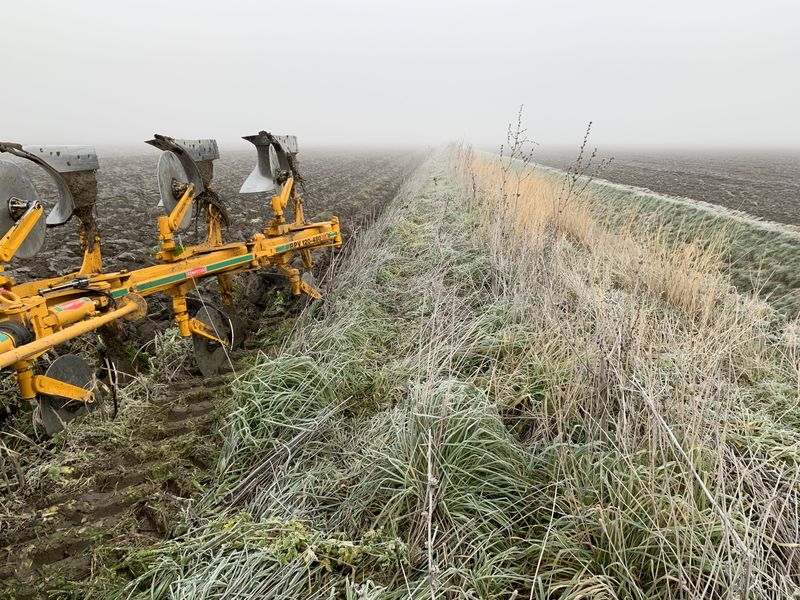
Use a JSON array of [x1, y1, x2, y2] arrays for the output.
[[2, 0, 798, 150]]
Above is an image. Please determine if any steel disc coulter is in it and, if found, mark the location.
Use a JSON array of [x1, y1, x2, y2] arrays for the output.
[[39, 354, 105, 435], [191, 306, 233, 377]]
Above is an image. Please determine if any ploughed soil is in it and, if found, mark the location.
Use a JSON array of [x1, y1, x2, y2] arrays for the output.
[[6, 147, 423, 279], [532, 147, 800, 227], [0, 148, 423, 598]]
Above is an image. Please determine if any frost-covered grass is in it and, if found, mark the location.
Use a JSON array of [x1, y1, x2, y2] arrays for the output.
[[116, 150, 800, 599]]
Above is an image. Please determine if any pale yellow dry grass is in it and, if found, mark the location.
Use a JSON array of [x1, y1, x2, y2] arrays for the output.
[[464, 152, 762, 324]]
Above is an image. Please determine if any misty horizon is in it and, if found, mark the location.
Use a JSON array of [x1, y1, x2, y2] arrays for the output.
[[86, 142, 800, 161], [3, 0, 799, 150]]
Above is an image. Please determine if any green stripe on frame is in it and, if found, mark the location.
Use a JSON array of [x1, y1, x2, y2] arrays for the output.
[[135, 272, 186, 292], [206, 254, 253, 272], [133, 254, 254, 294]]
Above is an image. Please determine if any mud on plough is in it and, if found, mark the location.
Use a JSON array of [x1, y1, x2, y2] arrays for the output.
[[0, 132, 341, 434]]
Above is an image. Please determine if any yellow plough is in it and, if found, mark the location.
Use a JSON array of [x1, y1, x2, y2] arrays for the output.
[[0, 132, 341, 433]]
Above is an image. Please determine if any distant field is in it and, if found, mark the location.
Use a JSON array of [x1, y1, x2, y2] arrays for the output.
[[533, 148, 800, 226]]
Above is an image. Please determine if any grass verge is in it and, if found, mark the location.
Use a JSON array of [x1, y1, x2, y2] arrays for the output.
[[117, 149, 800, 599]]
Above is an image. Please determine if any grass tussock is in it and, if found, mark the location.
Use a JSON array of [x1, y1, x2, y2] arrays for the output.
[[117, 149, 800, 599]]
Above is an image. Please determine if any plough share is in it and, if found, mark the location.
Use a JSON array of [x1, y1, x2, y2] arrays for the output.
[[0, 131, 341, 434]]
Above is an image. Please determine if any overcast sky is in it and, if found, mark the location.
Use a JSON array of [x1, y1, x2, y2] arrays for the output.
[[2, 0, 798, 150]]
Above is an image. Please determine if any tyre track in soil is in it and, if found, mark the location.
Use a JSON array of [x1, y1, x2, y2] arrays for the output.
[[0, 148, 424, 598]]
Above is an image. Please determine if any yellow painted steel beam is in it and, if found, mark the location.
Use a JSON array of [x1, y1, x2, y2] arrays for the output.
[[0, 196, 341, 408], [0, 301, 138, 369], [33, 373, 94, 404], [0, 218, 341, 367], [0, 202, 43, 263]]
